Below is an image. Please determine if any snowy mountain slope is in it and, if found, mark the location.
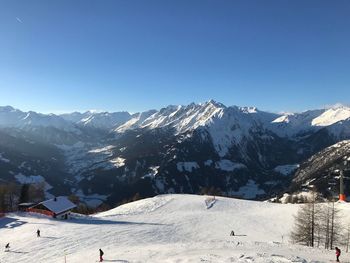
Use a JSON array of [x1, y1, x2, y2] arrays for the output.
[[61, 110, 133, 130], [115, 100, 278, 157], [0, 106, 79, 133], [312, 106, 350, 127], [269, 109, 325, 137], [2, 194, 349, 263], [269, 105, 350, 138], [115, 110, 158, 133], [2, 103, 350, 140], [78, 111, 132, 130]]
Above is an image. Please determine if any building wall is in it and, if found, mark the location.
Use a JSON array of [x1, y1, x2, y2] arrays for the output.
[[55, 211, 71, 220]]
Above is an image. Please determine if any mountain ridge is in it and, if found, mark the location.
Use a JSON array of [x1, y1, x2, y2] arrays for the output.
[[1, 101, 350, 206]]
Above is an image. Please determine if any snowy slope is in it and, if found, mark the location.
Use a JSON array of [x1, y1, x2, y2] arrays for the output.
[[1, 194, 349, 263]]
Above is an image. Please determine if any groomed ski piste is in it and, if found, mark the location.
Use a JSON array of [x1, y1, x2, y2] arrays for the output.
[[1, 194, 350, 263]]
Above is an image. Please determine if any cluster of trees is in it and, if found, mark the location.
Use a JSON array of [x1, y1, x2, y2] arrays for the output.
[[290, 191, 349, 251], [0, 183, 18, 212], [282, 194, 309, 204], [68, 194, 112, 215], [0, 182, 45, 212]]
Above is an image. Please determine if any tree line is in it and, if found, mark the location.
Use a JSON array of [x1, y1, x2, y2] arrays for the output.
[[290, 190, 350, 252], [0, 182, 45, 212]]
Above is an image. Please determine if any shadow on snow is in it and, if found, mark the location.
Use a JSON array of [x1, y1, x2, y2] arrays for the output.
[[0, 217, 27, 229]]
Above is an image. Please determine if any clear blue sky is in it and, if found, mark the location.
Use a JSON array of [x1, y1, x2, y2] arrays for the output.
[[0, 0, 349, 113]]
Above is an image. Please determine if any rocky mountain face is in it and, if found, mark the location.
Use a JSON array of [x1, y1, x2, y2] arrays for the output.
[[289, 140, 350, 199], [0, 102, 350, 207]]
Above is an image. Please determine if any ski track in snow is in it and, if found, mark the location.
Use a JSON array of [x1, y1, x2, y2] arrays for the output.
[[1, 194, 350, 263]]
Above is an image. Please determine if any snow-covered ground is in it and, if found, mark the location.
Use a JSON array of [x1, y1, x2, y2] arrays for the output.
[[1, 194, 349, 263]]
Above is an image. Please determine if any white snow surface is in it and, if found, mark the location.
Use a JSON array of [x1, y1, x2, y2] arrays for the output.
[[2, 194, 349, 263], [109, 157, 126, 168]]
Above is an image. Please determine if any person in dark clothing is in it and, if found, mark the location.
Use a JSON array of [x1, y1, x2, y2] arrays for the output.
[[230, 230, 235, 236], [335, 247, 341, 262], [37, 229, 40, 237], [5, 243, 10, 252], [99, 248, 104, 262]]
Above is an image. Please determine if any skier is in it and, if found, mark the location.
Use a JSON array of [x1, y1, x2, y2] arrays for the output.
[[335, 247, 341, 262], [99, 248, 104, 262], [5, 243, 10, 252], [230, 230, 235, 236], [37, 229, 40, 237]]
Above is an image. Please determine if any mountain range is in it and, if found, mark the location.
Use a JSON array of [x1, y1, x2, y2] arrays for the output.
[[1, 100, 350, 207]]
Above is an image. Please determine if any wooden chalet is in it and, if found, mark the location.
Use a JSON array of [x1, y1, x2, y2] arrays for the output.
[[28, 196, 76, 219]]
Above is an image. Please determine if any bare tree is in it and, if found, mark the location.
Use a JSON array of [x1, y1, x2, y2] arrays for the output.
[[0, 183, 20, 212], [345, 224, 350, 253], [291, 201, 320, 246], [290, 190, 321, 247], [292, 197, 343, 249]]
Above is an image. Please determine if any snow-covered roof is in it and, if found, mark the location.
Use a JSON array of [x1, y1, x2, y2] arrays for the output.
[[18, 202, 36, 206], [38, 196, 76, 214]]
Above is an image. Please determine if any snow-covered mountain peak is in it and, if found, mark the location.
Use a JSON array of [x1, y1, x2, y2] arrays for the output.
[[200, 99, 226, 109], [311, 106, 350, 127], [77, 111, 132, 130], [269, 109, 325, 137], [0, 107, 79, 132], [0, 105, 18, 113], [239, 106, 258, 114], [272, 115, 291, 123], [138, 101, 225, 132]]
